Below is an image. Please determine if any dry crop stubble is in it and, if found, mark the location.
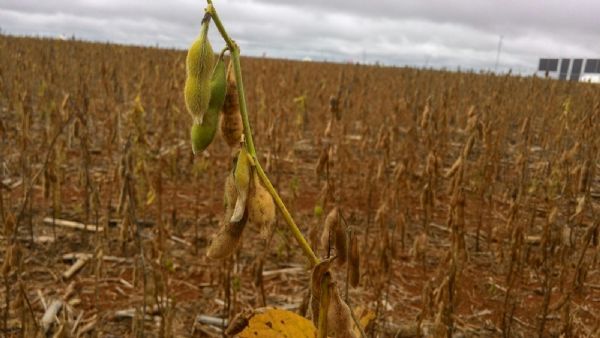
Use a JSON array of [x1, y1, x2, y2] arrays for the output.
[[0, 9, 599, 336]]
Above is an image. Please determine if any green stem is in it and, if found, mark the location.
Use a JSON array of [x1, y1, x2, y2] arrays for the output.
[[206, 1, 319, 267]]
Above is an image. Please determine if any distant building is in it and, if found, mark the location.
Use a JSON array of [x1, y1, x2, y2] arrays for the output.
[[537, 58, 600, 83]]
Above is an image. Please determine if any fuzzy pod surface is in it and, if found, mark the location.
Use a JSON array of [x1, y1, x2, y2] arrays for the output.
[[206, 213, 247, 259], [247, 171, 276, 238], [326, 284, 356, 338], [185, 16, 215, 118], [206, 172, 246, 259], [190, 56, 227, 154], [231, 147, 251, 222]]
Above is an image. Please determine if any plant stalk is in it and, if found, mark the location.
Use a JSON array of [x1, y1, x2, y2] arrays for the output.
[[317, 274, 330, 338]]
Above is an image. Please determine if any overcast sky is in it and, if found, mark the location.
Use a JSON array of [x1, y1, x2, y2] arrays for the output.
[[2, 0, 600, 73]]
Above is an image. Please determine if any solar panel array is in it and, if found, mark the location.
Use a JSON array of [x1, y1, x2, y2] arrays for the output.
[[538, 58, 600, 81], [559, 59, 570, 80], [570, 59, 583, 81], [538, 58, 559, 72], [584, 59, 600, 73]]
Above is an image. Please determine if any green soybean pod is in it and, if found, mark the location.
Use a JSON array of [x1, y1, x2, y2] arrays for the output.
[[185, 15, 214, 118], [190, 57, 227, 154]]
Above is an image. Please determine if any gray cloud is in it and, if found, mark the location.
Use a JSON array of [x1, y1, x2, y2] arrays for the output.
[[1, 0, 599, 73]]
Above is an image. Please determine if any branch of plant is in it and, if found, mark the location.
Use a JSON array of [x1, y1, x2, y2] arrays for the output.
[[317, 274, 330, 338], [206, 1, 319, 267]]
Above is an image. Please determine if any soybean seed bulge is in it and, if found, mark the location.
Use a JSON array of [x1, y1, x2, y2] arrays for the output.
[[185, 17, 214, 118], [221, 61, 243, 147], [189, 56, 227, 154], [247, 171, 276, 238]]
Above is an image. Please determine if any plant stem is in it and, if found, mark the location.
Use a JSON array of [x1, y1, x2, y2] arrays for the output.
[[317, 274, 330, 338], [207, 1, 319, 266]]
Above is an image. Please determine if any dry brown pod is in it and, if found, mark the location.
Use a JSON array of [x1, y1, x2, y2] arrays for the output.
[[221, 60, 243, 147], [326, 282, 357, 338], [311, 257, 335, 296], [320, 207, 338, 252], [334, 221, 348, 266], [206, 213, 247, 259], [320, 207, 347, 266], [247, 170, 276, 239], [207, 172, 247, 259], [315, 146, 329, 177], [309, 257, 336, 326]]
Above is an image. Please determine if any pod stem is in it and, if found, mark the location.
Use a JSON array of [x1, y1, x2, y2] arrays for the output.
[[206, 1, 319, 267]]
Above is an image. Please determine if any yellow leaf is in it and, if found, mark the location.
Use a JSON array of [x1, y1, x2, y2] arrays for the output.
[[238, 308, 315, 338]]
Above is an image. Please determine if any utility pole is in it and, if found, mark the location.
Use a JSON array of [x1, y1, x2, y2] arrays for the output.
[[494, 35, 503, 73]]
